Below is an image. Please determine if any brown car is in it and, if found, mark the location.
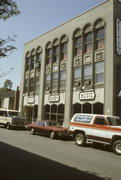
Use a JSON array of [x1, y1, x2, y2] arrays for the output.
[[26, 120, 69, 139]]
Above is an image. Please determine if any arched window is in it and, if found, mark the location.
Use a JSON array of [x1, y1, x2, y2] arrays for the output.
[[53, 39, 59, 63], [94, 19, 105, 50], [83, 25, 93, 53], [46, 42, 52, 65], [73, 29, 82, 57], [73, 103, 81, 114], [93, 102, 103, 114], [60, 35, 68, 61], [44, 104, 50, 120], [31, 49, 36, 70], [83, 103, 92, 113]]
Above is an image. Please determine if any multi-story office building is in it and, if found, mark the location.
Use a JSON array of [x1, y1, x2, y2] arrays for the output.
[[20, 0, 121, 126]]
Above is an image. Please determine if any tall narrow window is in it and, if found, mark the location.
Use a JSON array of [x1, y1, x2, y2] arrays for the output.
[[74, 67, 81, 87], [46, 48, 52, 65], [84, 64, 92, 80], [95, 61, 104, 83], [24, 79, 29, 93], [52, 72, 58, 90], [60, 70, 66, 88], [85, 32, 93, 53], [96, 27, 104, 49], [29, 78, 34, 92], [25, 57, 30, 71], [74, 36, 82, 56], [45, 74, 51, 91], [31, 55, 35, 70], [35, 76, 40, 93], [53, 45, 59, 63], [61, 42, 67, 61]]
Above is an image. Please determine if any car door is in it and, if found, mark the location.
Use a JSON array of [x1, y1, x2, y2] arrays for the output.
[[89, 116, 110, 144]]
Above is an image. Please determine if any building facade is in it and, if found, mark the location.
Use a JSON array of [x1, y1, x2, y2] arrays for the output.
[[20, 0, 121, 126], [0, 87, 20, 110]]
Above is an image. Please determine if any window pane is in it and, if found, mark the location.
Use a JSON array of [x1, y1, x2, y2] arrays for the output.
[[46, 74, 51, 81], [75, 37, 82, 46], [53, 72, 58, 80], [60, 71, 66, 80], [84, 64, 92, 80], [96, 73, 104, 83], [74, 67, 81, 79], [95, 61, 104, 83], [96, 28, 104, 40], [95, 61, 104, 73], [85, 32, 92, 43]]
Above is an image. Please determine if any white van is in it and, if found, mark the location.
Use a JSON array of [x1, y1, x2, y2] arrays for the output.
[[0, 109, 30, 129]]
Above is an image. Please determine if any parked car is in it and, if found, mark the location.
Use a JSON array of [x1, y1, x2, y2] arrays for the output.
[[26, 120, 69, 139]]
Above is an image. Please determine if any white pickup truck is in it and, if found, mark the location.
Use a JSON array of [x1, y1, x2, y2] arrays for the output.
[[69, 113, 121, 155], [0, 109, 31, 129]]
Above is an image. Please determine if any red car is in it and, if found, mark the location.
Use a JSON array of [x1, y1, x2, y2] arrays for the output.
[[26, 120, 69, 139]]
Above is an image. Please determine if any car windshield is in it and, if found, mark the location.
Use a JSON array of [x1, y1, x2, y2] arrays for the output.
[[107, 117, 121, 126], [8, 111, 20, 117]]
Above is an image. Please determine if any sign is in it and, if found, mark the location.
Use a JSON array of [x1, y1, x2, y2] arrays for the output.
[[116, 18, 121, 55], [49, 94, 60, 102], [79, 91, 95, 100], [27, 97, 35, 104]]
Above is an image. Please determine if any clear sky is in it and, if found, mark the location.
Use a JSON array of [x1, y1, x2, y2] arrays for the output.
[[0, 0, 106, 90]]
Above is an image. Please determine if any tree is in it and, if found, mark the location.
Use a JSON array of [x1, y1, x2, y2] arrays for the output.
[[0, 79, 13, 92], [4, 79, 13, 89], [0, 0, 20, 58]]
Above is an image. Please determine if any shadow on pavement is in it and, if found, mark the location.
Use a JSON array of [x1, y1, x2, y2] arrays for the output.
[[0, 142, 108, 180]]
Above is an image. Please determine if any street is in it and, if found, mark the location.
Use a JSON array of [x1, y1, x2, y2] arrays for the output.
[[0, 127, 121, 180]]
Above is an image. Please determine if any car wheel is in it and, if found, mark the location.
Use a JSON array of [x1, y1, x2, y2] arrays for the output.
[[75, 133, 86, 146], [112, 140, 121, 155], [6, 122, 11, 130], [50, 131, 55, 139], [30, 128, 35, 135]]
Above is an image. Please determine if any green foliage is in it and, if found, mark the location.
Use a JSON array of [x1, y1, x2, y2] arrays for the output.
[[4, 79, 13, 89], [0, 79, 13, 92], [0, 0, 20, 58], [0, 0, 20, 20]]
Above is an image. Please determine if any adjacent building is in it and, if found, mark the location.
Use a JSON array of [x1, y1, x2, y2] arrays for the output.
[[20, 0, 121, 126], [0, 87, 20, 110]]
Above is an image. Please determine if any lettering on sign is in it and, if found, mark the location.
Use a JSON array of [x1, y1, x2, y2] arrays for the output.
[[49, 94, 60, 102], [116, 18, 121, 56], [79, 91, 95, 100], [27, 97, 35, 104]]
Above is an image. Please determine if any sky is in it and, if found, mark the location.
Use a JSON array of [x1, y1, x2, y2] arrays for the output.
[[0, 0, 106, 90]]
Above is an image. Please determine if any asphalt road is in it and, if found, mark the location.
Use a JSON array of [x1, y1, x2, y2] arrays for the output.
[[0, 127, 121, 180]]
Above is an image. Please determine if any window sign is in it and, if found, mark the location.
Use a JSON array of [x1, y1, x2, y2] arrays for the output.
[[79, 91, 95, 100], [116, 18, 121, 56], [49, 94, 60, 102], [27, 97, 35, 104], [74, 115, 93, 123]]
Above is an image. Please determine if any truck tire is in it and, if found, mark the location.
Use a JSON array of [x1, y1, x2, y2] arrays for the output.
[[112, 140, 121, 155], [75, 133, 86, 146]]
